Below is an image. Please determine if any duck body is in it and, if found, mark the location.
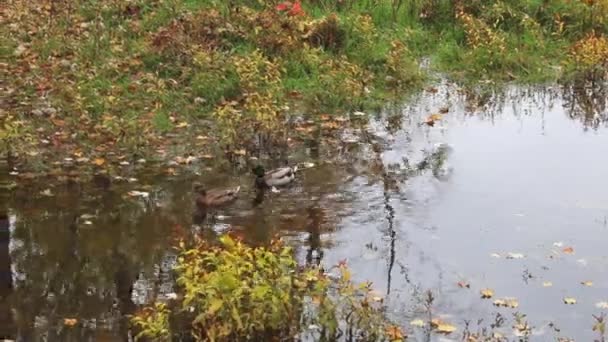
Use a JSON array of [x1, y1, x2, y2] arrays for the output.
[[195, 185, 240, 208], [253, 165, 298, 189]]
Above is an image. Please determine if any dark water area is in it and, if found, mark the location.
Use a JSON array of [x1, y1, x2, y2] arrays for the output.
[[1, 83, 607, 341]]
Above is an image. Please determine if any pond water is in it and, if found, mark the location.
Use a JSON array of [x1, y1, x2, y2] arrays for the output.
[[1, 83, 607, 341]]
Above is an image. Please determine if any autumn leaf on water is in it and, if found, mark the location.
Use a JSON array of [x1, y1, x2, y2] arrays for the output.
[[423, 113, 443, 127], [63, 318, 78, 326], [431, 319, 457, 334], [581, 281, 593, 287], [410, 319, 425, 327], [481, 288, 494, 299], [563, 297, 577, 305], [457, 281, 470, 289], [542, 281, 553, 287], [385, 325, 405, 340], [493, 297, 519, 308], [562, 246, 575, 254]]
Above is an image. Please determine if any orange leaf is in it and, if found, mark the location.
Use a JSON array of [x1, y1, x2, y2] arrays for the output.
[[92, 158, 105, 166], [563, 247, 574, 254]]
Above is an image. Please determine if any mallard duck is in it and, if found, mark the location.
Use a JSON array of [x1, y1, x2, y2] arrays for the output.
[[252, 165, 298, 191], [194, 184, 240, 208]]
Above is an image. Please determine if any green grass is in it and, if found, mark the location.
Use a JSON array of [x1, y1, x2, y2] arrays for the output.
[[2, 0, 606, 160]]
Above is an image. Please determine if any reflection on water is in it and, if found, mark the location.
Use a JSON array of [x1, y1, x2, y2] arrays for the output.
[[1, 83, 607, 340]]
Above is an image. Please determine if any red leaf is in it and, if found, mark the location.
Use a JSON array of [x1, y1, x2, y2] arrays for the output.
[[289, 1, 304, 16], [276, 1, 291, 11]]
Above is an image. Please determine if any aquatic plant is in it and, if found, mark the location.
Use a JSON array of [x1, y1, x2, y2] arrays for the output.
[[131, 235, 404, 341]]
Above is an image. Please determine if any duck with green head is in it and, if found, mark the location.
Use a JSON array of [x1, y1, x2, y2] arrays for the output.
[[252, 165, 298, 192]]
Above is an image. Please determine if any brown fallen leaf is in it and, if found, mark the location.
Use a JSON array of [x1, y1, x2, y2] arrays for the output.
[[424, 113, 443, 127], [480, 288, 494, 299], [563, 246, 575, 254], [385, 325, 406, 340]]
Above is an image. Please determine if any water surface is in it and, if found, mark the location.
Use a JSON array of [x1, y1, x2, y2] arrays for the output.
[[1, 83, 607, 341]]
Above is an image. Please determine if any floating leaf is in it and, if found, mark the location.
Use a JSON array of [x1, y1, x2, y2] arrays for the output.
[[424, 113, 443, 126], [63, 318, 78, 326], [562, 246, 574, 254], [457, 281, 470, 289], [481, 288, 494, 299], [494, 297, 519, 308], [581, 281, 593, 287], [431, 319, 457, 334], [385, 325, 405, 340], [563, 297, 577, 305], [410, 319, 425, 327], [542, 281, 553, 287]]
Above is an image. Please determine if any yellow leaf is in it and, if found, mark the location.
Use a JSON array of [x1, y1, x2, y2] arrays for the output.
[[542, 281, 553, 287], [92, 158, 105, 166], [480, 288, 494, 299], [207, 298, 223, 315], [410, 319, 425, 327], [563, 297, 577, 304], [581, 281, 593, 287], [431, 319, 457, 334]]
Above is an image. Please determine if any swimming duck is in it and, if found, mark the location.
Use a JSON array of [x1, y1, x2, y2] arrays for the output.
[[194, 184, 240, 208], [252, 165, 298, 191]]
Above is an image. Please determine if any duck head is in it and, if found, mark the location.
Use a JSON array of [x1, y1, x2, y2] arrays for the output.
[[193, 183, 207, 196], [251, 165, 266, 177]]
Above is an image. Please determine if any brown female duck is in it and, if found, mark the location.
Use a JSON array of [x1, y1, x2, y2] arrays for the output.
[[194, 184, 240, 208]]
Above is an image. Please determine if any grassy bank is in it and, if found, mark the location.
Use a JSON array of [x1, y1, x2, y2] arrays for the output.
[[2, 0, 607, 168]]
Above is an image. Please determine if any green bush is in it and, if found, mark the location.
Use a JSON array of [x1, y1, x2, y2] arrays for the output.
[[132, 235, 405, 341]]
